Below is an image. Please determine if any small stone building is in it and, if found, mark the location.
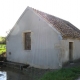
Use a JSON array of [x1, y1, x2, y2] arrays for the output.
[[6, 7, 80, 69]]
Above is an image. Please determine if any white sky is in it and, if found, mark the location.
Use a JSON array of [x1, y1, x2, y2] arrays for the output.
[[0, 0, 80, 36]]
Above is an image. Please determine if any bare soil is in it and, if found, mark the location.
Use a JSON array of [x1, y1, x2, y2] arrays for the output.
[[0, 67, 54, 80]]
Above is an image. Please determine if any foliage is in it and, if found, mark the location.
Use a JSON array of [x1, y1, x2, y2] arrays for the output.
[[0, 44, 6, 55], [0, 37, 6, 44], [39, 67, 80, 80], [0, 37, 6, 55]]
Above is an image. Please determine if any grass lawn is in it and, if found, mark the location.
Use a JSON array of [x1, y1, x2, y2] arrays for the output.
[[39, 67, 80, 80]]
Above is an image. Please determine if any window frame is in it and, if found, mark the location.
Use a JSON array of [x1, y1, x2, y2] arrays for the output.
[[23, 31, 31, 50]]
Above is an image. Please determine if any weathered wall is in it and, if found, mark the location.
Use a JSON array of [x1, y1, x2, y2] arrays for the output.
[[61, 39, 80, 63], [6, 7, 62, 69]]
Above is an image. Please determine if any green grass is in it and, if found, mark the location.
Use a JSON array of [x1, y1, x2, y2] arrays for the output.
[[0, 44, 6, 55], [39, 67, 80, 80]]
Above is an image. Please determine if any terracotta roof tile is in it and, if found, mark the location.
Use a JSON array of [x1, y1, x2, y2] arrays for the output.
[[33, 8, 80, 39]]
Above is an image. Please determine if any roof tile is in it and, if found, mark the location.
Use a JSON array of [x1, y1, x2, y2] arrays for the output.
[[33, 8, 80, 39]]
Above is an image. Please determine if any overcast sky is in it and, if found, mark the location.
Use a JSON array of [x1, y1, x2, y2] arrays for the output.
[[0, 0, 80, 36]]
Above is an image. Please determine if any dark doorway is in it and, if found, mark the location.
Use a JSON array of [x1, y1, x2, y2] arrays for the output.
[[69, 42, 73, 62]]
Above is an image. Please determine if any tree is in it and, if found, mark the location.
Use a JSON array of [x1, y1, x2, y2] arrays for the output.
[[0, 37, 6, 44]]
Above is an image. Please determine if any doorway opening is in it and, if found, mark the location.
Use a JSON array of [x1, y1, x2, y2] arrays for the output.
[[69, 42, 73, 62]]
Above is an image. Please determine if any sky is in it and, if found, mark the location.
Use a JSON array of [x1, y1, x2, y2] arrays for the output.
[[0, 0, 80, 36]]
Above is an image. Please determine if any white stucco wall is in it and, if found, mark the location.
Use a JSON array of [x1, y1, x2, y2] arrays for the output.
[[6, 8, 62, 69], [61, 39, 80, 63]]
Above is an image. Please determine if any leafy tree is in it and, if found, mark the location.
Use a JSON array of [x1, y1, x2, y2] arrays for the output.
[[0, 37, 6, 44]]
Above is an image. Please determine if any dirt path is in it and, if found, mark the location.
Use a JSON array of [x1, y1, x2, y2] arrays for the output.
[[0, 67, 54, 80], [1, 61, 80, 80]]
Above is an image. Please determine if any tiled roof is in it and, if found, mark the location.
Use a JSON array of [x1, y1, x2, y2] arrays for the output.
[[33, 8, 80, 39]]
